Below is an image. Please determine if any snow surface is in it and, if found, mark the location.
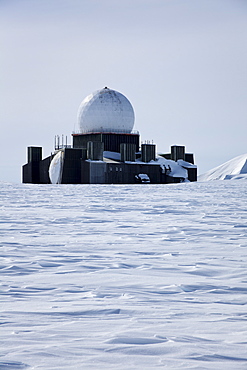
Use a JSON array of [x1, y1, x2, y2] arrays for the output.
[[199, 153, 247, 181], [103, 151, 121, 161], [156, 156, 188, 179], [1, 181, 247, 369]]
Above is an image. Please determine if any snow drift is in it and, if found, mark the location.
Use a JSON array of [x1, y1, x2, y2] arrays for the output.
[[199, 153, 247, 181], [1, 181, 247, 369]]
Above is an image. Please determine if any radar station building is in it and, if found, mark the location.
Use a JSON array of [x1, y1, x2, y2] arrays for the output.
[[22, 87, 197, 184]]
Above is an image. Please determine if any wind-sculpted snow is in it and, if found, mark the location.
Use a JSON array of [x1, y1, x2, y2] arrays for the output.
[[199, 153, 247, 181], [0, 181, 247, 369]]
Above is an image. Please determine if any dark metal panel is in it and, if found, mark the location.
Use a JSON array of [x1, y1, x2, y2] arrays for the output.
[[87, 141, 104, 160], [104, 162, 163, 184], [22, 162, 40, 183], [73, 134, 101, 149], [73, 133, 140, 153], [89, 162, 106, 183], [185, 153, 194, 164], [120, 143, 136, 162], [141, 144, 156, 162], [28, 147, 42, 163], [22, 163, 32, 183], [61, 148, 83, 184], [187, 167, 197, 182], [105, 163, 125, 184], [171, 145, 185, 161], [81, 161, 90, 183], [39, 156, 52, 184]]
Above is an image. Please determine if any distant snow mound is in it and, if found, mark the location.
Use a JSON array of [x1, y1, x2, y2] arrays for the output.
[[199, 154, 247, 181]]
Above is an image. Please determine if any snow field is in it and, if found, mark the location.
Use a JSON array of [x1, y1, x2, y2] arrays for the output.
[[199, 153, 247, 181], [0, 181, 247, 369]]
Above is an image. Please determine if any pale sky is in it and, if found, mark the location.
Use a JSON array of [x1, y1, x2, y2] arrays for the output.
[[1, 0, 246, 183]]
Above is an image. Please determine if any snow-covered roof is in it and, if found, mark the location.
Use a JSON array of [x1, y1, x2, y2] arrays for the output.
[[156, 155, 188, 179], [103, 152, 189, 179], [177, 159, 197, 169], [103, 151, 121, 161]]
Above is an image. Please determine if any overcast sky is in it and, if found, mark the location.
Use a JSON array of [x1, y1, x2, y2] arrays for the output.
[[1, 0, 246, 182]]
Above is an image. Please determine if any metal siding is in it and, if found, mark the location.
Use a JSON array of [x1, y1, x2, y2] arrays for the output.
[[28, 147, 42, 163], [187, 167, 197, 182], [89, 162, 106, 184], [171, 146, 185, 161], [22, 162, 40, 183], [104, 163, 162, 184], [87, 141, 104, 160], [185, 153, 194, 164], [120, 143, 136, 162], [22, 163, 32, 183], [61, 148, 83, 184], [73, 133, 139, 153], [73, 134, 101, 149], [141, 144, 156, 162], [81, 161, 90, 183], [39, 156, 52, 184]]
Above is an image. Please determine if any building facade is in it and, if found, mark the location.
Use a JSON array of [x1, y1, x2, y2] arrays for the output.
[[22, 87, 197, 184]]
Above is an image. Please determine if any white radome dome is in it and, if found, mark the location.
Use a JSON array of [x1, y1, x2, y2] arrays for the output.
[[77, 87, 135, 134], [49, 150, 64, 184]]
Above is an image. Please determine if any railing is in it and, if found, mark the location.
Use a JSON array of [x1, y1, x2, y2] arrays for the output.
[[54, 135, 71, 150], [54, 144, 72, 150], [72, 129, 139, 135]]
